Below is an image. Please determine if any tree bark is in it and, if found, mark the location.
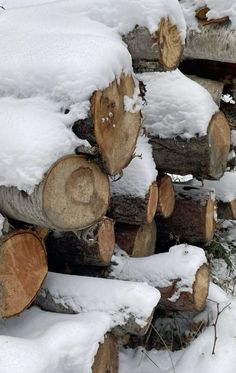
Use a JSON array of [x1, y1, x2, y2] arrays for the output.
[[156, 174, 175, 218], [150, 112, 230, 179], [45, 217, 115, 267], [186, 75, 224, 106], [92, 334, 118, 373], [123, 18, 184, 72], [0, 230, 47, 318], [0, 155, 110, 231], [115, 220, 156, 257], [195, 6, 229, 25], [73, 74, 141, 176], [217, 200, 236, 220]]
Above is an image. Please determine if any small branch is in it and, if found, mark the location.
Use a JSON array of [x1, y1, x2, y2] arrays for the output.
[[212, 302, 231, 355]]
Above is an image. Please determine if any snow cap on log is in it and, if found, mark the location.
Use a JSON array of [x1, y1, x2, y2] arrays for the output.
[[0, 306, 114, 373], [203, 172, 236, 203]]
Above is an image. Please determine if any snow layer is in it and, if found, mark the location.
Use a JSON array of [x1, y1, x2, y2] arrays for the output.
[[0, 0, 186, 41], [203, 172, 236, 202], [38, 271, 160, 328], [0, 97, 84, 193], [138, 70, 218, 139], [110, 135, 157, 198], [180, 0, 236, 30], [0, 307, 112, 373], [110, 245, 207, 301]]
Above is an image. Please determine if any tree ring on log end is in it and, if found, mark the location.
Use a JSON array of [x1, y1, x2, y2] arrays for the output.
[[97, 218, 115, 265], [43, 155, 110, 230], [146, 182, 158, 223], [205, 198, 215, 242], [0, 231, 47, 318], [193, 264, 209, 311], [93, 74, 141, 175]]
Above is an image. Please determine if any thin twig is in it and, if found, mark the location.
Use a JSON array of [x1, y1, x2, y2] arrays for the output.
[[212, 302, 231, 355]]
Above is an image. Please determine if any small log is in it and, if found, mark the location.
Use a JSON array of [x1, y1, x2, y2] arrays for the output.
[[110, 245, 209, 312], [73, 74, 141, 176], [0, 230, 47, 318], [115, 220, 156, 257], [35, 271, 160, 336], [186, 75, 224, 106], [123, 18, 184, 72], [45, 217, 115, 267], [0, 155, 109, 230], [156, 174, 175, 218], [156, 183, 216, 246], [92, 334, 118, 373], [150, 112, 230, 179]]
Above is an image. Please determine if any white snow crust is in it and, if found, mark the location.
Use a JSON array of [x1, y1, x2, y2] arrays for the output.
[[110, 135, 157, 198], [203, 172, 236, 202], [39, 272, 160, 328], [138, 70, 218, 139], [0, 307, 112, 373], [110, 245, 207, 302]]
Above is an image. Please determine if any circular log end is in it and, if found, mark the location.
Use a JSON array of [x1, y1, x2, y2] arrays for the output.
[[132, 220, 157, 257], [92, 334, 118, 373], [98, 218, 115, 265], [157, 175, 175, 218], [208, 111, 230, 179], [205, 198, 215, 242], [146, 182, 158, 224], [193, 264, 209, 312], [0, 231, 47, 318], [43, 155, 110, 230], [93, 74, 141, 175], [157, 18, 183, 70]]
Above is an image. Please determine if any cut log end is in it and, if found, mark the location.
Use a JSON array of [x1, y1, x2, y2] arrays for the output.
[[146, 182, 159, 223], [156, 175, 175, 218], [97, 218, 115, 265], [92, 334, 118, 373], [193, 264, 209, 312], [43, 155, 109, 230], [93, 74, 141, 175], [205, 198, 215, 242], [0, 231, 47, 318]]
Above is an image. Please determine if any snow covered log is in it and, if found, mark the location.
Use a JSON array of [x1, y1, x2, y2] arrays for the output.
[[0, 155, 109, 231], [45, 217, 115, 267], [156, 174, 175, 218], [73, 74, 142, 176], [110, 245, 209, 312], [108, 136, 158, 225], [0, 229, 47, 318], [124, 18, 184, 72], [156, 184, 216, 246], [115, 220, 156, 257], [187, 75, 224, 106], [34, 272, 160, 336], [139, 70, 231, 180]]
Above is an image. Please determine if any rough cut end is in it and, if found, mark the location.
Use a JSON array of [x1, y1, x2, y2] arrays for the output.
[[0, 231, 47, 318], [98, 218, 115, 265], [43, 155, 109, 230], [157, 175, 175, 218], [193, 264, 209, 312], [205, 198, 215, 242], [146, 182, 158, 223], [93, 74, 141, 175], [208, 111, 230, 179], [92, 334, 118, 373]]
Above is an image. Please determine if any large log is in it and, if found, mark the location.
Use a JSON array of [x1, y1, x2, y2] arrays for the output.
[[34, 271, 160, 336], [45, 217, 115, 267], [73, 74, 142, 176], [0, 155, 110, 230], [115, 220, 157, 257], [0, 230, 47, 318], [156, 183, 216, 247], [110, 245, 209, 312], [156, 174, 175, 218], [92, 334, 118, 373], [124, 18, 184, 72]]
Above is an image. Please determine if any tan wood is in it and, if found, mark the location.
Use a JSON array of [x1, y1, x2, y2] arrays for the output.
[[92, 334, 118, 373], [45, 217, 115, 267], [0, 230, 47, 318], [73, 74, 141, 175], [156, 175, 175, 218], [115, 220, 156, 257], [195, 6, 209, 20], [0, 155, 110, 230]]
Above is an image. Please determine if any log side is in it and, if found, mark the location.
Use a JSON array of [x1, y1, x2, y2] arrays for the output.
[[92, 334, 118, 373], [187, 75, 224, 106], [217, 200, 236, 220]]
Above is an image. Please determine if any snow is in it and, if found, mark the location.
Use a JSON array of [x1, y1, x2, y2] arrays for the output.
[[0, 0, 186, 42], [110, 135, 157, 198], [138, 70, 218, 139], [0, 214, 5, 236], [110, 245, 207, 301], [37, 271, 160, 329], [203, 172, 236, 202], [0, 307, 112, 373], [0, 97, 85, 193]]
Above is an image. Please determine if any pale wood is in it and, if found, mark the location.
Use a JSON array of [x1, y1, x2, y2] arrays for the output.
[[156, 174, 175, 218], [187, 75, 224, 106], [0, 155, 110, 230], [45, 217, 115, 267], [0, 230, 47, 318], [92, 334, 118, 373], [123, 18, 183, 72], [109, 182, 158, 225], [115, 220, 156, 257], [150, 112, 230, 179], [73, 74, 141, 175]]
